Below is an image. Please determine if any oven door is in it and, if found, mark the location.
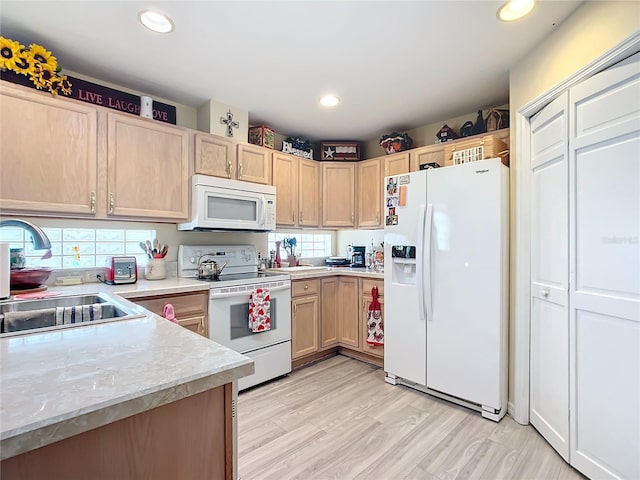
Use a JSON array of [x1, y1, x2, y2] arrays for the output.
[[208, 281, 291, 353]]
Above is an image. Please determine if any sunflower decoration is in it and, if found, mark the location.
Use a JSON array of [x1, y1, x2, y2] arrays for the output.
[[0, 36, 71, 96]]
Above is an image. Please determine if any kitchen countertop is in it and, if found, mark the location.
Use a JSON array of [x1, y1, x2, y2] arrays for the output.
[[0, 278, 253, 460], [264, 266, 384, 280]]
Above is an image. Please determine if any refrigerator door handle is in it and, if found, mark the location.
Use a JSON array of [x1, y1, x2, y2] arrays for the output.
[[416, 204, 427, 321], [425, 203, 434, 321]]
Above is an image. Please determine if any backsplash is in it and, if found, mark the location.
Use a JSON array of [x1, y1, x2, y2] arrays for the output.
[[336, 229, 384, 259]]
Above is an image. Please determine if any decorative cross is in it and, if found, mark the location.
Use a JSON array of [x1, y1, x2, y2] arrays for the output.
[[220, 109, 239, 137]]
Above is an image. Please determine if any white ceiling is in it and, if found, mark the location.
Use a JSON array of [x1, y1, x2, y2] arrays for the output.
[[1, 1, 583, 141]]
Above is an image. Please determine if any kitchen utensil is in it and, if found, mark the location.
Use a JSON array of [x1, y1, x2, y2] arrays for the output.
[[139, 241, 151, 258], [197, 258, 228, 280], [10, 267, 53, 289]]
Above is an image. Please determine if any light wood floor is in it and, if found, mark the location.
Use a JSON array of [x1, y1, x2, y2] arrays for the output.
[[238, 355, 586, 480]]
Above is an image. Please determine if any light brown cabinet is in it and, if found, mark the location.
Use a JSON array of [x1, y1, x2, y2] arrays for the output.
[[383, 151, 411, 176], [291, 279, 320, 360], [357, 158, 383, 229], [127, 291, 208, 337], [194, 132, 237, 178], [0, 82, 98, 215], [272, 153, 321, 227], [106, 113, 190, 221], [360, 279, 384, 359], [298, 158, 321, 227], [320, 277, 339, 348], [194, 135, 270, 184], [409, 144, 445, 172], [236, 142, 271, 184], [322, 162, 356, 227], [338, 277, 360, 348]]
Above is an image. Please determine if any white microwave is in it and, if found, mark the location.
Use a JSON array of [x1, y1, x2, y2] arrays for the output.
[[178, 175, 276, 232]]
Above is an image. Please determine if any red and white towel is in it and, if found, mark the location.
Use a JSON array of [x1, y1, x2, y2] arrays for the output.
[[248, 288, 271, 333], [366, 286, 384, 346]]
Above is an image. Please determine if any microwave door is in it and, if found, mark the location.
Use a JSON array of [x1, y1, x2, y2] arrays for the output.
[[203, 188, 260, 228]]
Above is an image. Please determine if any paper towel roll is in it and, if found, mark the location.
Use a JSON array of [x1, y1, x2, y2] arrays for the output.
[[0, 243, 9, 299]]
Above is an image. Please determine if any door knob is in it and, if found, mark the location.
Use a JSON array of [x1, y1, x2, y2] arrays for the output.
[[542, 287, 550, 297]]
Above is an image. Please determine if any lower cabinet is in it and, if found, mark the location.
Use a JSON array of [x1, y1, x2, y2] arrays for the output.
[[320, 277, 339, 348], [291, 279, 320, 360], [338, 277, 360, 348], [360, 279, 384, 359], [291, 275, 384, 366], [127, 291, 208, 337]]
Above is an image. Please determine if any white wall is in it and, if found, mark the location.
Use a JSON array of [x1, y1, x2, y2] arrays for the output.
[[336, 229, 384, 260], [508, 1, 640, 406]]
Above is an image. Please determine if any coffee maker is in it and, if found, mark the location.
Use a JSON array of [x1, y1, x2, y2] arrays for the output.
[[350, 246, 366, 268]]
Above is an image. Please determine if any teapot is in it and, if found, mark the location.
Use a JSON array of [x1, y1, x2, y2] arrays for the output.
[[197, 255, 228, 280]]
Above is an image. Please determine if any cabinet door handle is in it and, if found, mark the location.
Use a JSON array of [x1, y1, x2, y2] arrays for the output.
[[292, 211, 295, 223], [294, 302, 297, 315], [542, 287, 550, 298], [90, 192, 96, 213], [300, 211, 303, 223], [304, 284, 308, 290], [109, 192, 115, 214], [200, 317, 205, 334], [239, 162, 243, 178], [376, 212, 379, 224], [227, 161, 233, 178], [351, 212, 355, 224]]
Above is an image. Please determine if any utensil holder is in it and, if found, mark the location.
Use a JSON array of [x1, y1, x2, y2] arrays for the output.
[[145, 258, 167, 280]]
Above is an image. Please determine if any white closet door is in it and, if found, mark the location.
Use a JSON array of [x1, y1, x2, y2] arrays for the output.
[[530, 92, 570, 461], [569, 51, 640, 480]]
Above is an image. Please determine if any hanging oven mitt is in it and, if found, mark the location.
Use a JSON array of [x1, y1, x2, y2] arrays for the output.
[[163, 303, 179, 324], [366, 286, 384, 346]]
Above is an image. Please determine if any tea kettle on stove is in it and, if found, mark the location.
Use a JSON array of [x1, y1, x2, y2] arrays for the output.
[[197, 255, 228, 280]]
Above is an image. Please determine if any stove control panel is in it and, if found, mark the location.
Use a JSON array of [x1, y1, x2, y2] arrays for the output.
[[178, 245, 258, 277]]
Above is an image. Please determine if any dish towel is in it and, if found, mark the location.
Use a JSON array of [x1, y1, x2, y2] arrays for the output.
[[55, 304, 103, 325], [366, 286, 384, 346], [2, 308, 57, 332], [248, 288, 271, 333]]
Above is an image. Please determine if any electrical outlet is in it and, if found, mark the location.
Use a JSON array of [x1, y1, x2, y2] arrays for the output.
[[83, 271, 101, 283]]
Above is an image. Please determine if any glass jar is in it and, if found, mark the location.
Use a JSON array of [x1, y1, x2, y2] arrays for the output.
[[10, 248, 25, 270]]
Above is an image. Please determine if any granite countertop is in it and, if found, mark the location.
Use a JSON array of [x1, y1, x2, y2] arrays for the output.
[[0, 278, 253, 460]]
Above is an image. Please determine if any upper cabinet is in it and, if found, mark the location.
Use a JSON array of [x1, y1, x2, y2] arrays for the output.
[[322, 162, 356, 228], [383, 151, 411, 177], [0, 83, 98, 215], [195, 134, 270, 184], [298, 158, 321, 227], [272, 152, 320, 227], [237, 143, 271, 184], [194, 133, 237, 178], [410, 144, 445, 172], [357, 158, 383, 229], [272, 152, 298, 227], [106, 112, 189, 220]]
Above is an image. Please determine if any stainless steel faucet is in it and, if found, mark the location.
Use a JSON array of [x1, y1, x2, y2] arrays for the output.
[[0, 219, 52, 250]]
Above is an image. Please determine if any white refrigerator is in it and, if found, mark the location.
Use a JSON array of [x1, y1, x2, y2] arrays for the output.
[[383, 158, 509, 421]]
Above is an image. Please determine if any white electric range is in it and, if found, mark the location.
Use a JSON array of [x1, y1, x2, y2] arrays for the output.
[[178, 245, 291, 390]]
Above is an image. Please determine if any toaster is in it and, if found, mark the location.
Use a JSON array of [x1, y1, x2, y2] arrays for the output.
[[103, 256, 137, 285]]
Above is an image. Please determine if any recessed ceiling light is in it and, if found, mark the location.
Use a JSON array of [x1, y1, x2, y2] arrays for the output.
[[138, 9, 175, 33], [320, 95, 340, 107], [497, 0, 535, 21]]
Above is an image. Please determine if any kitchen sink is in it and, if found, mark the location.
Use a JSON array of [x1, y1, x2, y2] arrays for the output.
[[0, 292, 145, 336]]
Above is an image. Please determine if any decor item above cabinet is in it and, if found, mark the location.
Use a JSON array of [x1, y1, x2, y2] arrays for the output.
[[0, 82, 98, 215], [106, 112, 189, 221]]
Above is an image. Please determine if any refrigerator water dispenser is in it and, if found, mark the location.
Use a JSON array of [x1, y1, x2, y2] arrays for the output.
[[391, 245, 417, 284]]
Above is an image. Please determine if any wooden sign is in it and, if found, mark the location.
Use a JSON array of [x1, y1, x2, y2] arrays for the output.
[[321, 142, 360, 161], [1, 70, 177, 124]]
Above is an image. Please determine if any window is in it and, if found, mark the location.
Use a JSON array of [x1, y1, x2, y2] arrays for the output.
[[0, 227, 156, 269], [267, 232, 331, 259]]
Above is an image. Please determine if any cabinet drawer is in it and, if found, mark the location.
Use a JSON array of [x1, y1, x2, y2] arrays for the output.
[[291, 279, 320, 297], [130, 291, 208, 318], [361, 278, 383, 297]]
